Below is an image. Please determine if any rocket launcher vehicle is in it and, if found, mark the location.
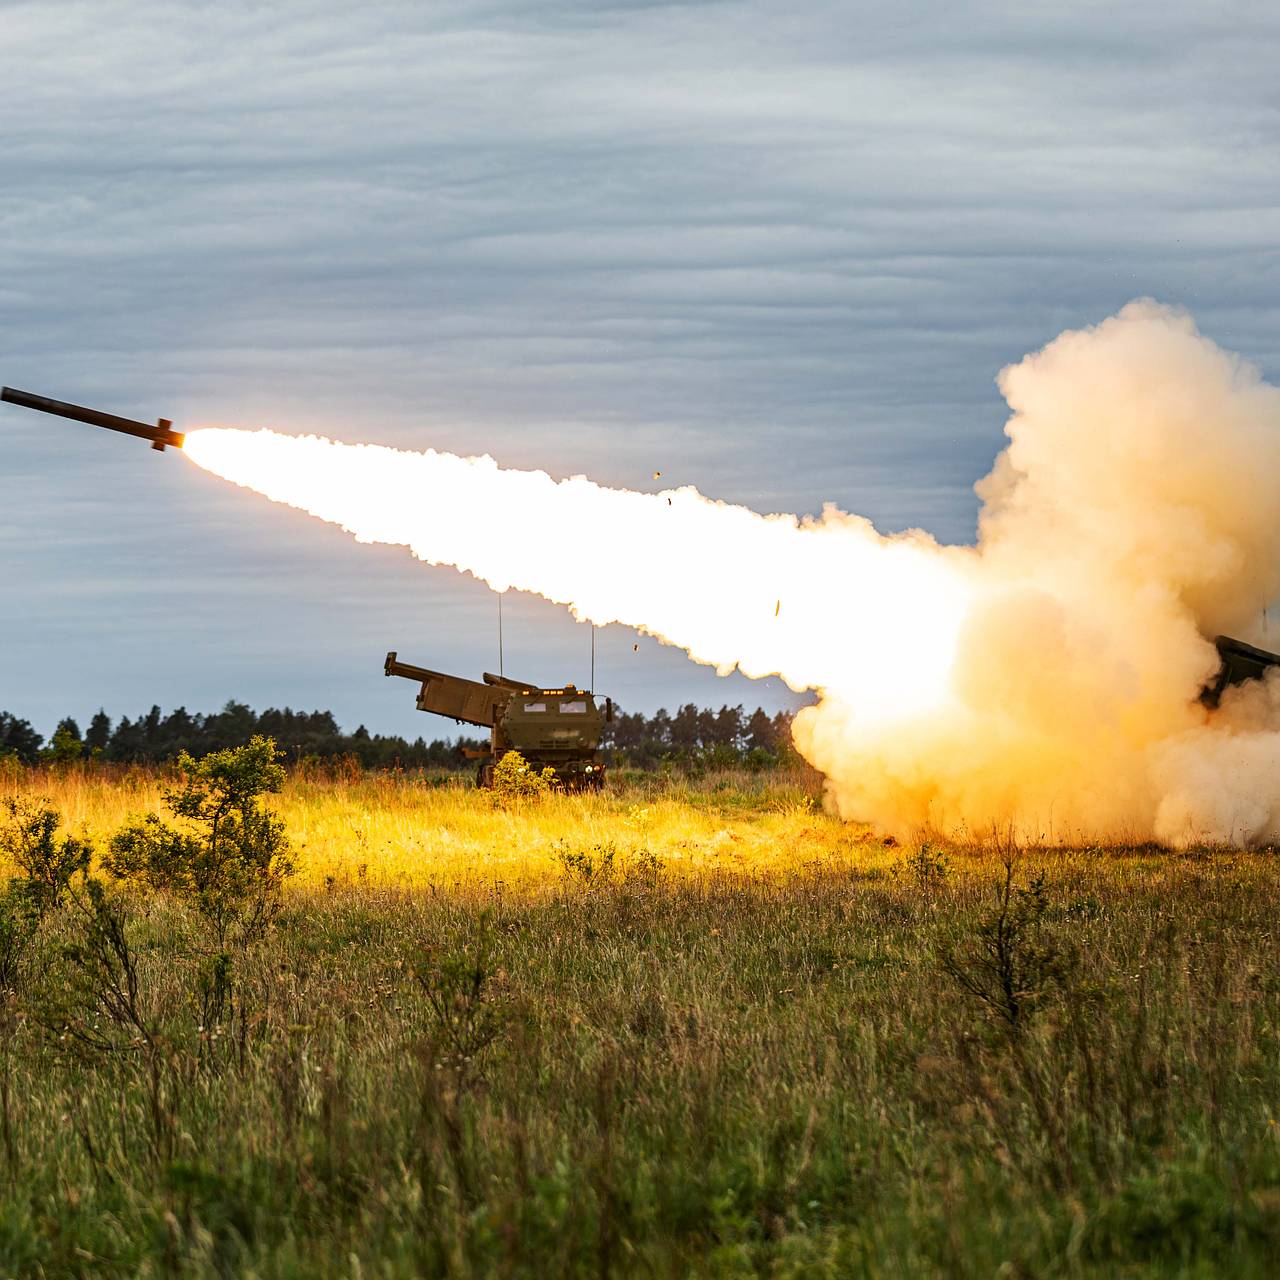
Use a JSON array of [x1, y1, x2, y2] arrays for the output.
[[0, 387, 184, 451], [385, 651, 612, 790]]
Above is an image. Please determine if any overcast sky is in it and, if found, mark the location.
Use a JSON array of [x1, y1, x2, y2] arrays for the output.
[[2, 0, 1278, 739]]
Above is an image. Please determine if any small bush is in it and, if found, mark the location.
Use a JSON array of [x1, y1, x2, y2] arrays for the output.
[[555, 840, 619, 884], [899, 842, 949, 886], [0, 797, 90, 914], [937, 861, 1074, 1035], [491, 750, 556, 802], [57, 878, 154, 1056], [627, 847, 664, 883], [104, 736, 293, 949], [415, 919, 509, 1088], [0, 798, 93, 1000], [0, 886, 41, 996]]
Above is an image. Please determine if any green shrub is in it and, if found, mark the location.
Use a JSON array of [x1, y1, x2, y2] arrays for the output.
[[899, 842, 949, 886], [57, 878, 154, 1057], [0, 798, 93, 1000], [0, 797, 90, 914], [0, 886, 42, 997], [937, 861, 1074, 1035], [491, 750, 556, 801], [415, 918, 509, 1087], [555, 839, 619, 884], [105, 736, 293, 948]]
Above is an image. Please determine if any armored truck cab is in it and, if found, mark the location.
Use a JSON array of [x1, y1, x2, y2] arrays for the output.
[[385, 652, 610, 790], [496, 687, 607, 788]]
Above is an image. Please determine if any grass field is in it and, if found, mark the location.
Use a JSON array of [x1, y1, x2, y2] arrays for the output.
[[0, 762, 1278, 1277]]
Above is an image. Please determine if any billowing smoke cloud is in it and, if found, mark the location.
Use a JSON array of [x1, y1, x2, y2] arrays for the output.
[[183, 301, 1280, 845]]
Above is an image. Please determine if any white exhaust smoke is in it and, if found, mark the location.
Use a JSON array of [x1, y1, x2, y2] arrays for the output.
[[182, 301, 1280, 846]]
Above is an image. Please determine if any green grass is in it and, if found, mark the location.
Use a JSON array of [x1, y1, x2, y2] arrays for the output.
[[0, 767, 1278, 1276]]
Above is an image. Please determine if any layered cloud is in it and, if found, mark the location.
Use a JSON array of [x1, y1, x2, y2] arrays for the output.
[[1, 1, 1278, 733]]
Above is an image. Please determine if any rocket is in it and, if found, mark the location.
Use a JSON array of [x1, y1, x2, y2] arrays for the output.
[[0, 387, 184, 451]]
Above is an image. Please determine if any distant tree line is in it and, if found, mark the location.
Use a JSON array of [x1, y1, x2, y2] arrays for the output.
[[0, 705, 481, 769], [607, 704, 795, 769], [0, 700, 797, 769]]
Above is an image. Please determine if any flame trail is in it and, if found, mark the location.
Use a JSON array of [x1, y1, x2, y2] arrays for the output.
[[183, 301, 1280, 846], [183, 426, 977, 721]]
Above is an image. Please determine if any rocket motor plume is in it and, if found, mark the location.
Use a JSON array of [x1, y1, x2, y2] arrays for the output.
[[182, 301, 1280, 846]]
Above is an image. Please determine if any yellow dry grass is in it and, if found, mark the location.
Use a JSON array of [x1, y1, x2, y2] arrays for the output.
[[0, 761, 892, 890]]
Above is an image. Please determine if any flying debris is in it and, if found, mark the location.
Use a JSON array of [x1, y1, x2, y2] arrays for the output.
[[1, 387, 185, 452]]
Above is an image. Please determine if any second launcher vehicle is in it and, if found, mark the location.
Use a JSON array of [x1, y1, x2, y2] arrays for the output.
[[385, 653, 612, 790]]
